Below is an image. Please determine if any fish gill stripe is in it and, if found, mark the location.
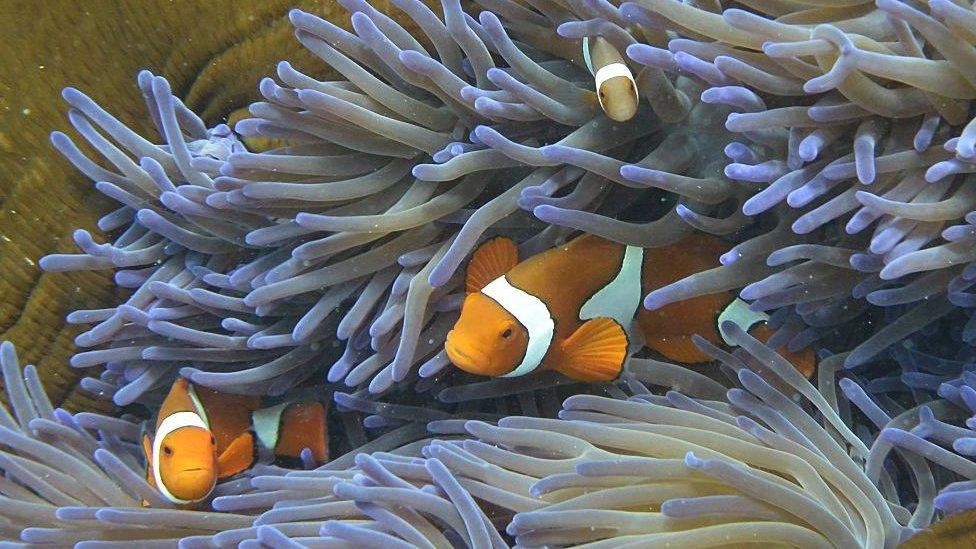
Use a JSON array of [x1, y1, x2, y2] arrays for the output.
[[482, 276, 555, 378], [717, 297, 770, 346], [594, 63, 638, 116], [595, 62, 636, 88], [579, 245, 643, 327], [152, 411, 210, 505]]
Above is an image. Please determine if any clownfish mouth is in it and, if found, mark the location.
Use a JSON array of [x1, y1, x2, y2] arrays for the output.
[[164, 468, 216, 502], [445, 336, 489, 374]]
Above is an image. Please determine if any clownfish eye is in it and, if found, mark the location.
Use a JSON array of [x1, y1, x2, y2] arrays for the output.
[[501, 327, 513, 339], [163, 445, 173, 456], [210, 435, 216, 446]]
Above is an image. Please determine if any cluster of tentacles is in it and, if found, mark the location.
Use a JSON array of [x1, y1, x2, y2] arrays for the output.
[[625, 0, 976, 369], [1, 324, 975, 546], [38, 0, 976, 405], [22, 0, 976, 545]]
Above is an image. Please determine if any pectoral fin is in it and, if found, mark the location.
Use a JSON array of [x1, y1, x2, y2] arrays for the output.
[[141, 433, 155, 485], [466, 237, 518, 294], [141, 433, 155, 507], [141, 433, 152, 465], [216, 432, 255, 479], [555, 318, 628, 381]]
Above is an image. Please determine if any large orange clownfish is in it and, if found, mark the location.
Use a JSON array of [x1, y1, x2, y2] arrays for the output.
[[141, 378, 328, 507], [445, 233, 816, 382]]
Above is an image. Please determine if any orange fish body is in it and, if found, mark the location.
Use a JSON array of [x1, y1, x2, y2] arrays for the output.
[[141, 378, 328, 507], [446, 233, 816, 382]]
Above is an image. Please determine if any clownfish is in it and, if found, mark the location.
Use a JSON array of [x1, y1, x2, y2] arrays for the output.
[[583, 36, 639, 122], [445, 234, 816, 382], [141, 378, 328, 507]]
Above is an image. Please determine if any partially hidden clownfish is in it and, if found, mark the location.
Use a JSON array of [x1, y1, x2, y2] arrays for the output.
[[141, 378, 328, 507], [445, 233, 816, 382], [583, 36, 639, 123]]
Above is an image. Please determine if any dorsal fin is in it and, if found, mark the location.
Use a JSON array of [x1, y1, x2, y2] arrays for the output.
[[466, 237, 518, 294]]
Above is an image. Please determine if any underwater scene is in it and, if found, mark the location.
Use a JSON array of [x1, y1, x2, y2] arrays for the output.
[[3, 0, 976, 546]]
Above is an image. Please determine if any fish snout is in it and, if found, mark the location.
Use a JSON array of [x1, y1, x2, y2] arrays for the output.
[[170, 467, 217, 501], [445, 332, 491, 374]]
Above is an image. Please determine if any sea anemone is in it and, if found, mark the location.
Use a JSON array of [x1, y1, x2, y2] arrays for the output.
[[5, 322, 969, 546], [37, 0, 737, 405], [214, 323, 902, 548], [20, 0, 976, 545], [41, 0, 976, 403], [839, 318, 976, 519], [624, 0, 976, 368]]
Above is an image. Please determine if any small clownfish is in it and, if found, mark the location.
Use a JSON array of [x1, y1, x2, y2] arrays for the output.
[[445, 234, 817, 382], [141, 378, 328, 507], [583, 36, 639, 122]]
